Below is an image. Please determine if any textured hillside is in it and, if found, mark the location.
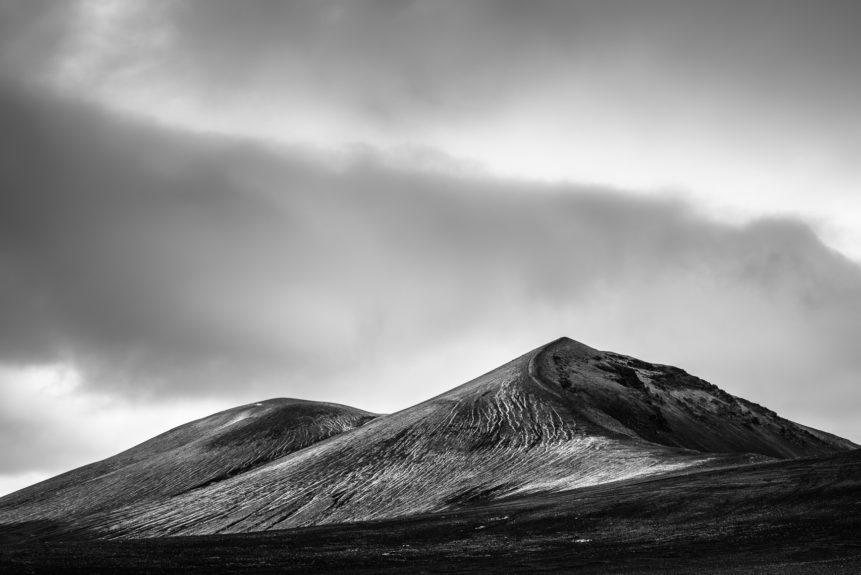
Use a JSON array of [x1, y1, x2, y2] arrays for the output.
[[0, 399, 375, 524], [5, 449, 859, 573], [0, 337, 855, 539], [533, 338, 856, 457]]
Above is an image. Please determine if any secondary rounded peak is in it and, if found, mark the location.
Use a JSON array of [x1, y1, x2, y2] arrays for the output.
[[0, 396, 377, 518], [232, 397, 378, 417]]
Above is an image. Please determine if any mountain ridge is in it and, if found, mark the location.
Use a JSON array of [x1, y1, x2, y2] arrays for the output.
[[0, 336, 855, 540], [0, 399, 376, 521]]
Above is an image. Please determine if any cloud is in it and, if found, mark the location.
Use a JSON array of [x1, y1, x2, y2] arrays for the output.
[[1, 84, 861, 441], [27, 0, 861, 260], [55, 1, 861, 128], [0, 1, 74, 82]]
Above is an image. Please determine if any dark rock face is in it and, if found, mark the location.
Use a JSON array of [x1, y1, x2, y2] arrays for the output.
[[0, 337, 856, 539], [533, 338, 857, 458]]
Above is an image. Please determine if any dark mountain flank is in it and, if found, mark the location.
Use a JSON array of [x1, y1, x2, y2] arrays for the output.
[[533, 338, 855, 457], [0, 337, 855, 540]]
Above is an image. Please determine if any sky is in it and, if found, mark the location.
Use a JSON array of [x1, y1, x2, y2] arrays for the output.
[[1, 0, 860, 496]]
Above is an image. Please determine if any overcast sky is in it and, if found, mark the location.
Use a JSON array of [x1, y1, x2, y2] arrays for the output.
[[1, 0, 860, 496]]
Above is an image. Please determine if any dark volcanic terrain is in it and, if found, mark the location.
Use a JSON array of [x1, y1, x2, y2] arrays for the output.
[[3, 449, 861, 573], [1, 337, 858, 572]]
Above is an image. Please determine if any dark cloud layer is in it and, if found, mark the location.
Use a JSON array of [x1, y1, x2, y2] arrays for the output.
[[2, 84, 860, 436]]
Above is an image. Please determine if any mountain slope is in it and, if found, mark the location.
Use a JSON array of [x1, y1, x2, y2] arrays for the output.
[[533, 338, 857, 457], [6, 449, 859, 573], [84, 338, 860, 537], [0, 337, 855, 539], [0, 399, 375, 524]]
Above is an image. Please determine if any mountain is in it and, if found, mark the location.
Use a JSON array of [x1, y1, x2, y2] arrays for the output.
[[0, 399, 375, 526], [0, 337, 855, 540]]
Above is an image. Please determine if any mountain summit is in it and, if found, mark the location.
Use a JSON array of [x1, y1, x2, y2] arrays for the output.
[[0, 337, 855, 539]]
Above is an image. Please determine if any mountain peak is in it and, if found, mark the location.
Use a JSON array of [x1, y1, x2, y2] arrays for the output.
[[0, 338, 855, 539], [531, 339, 857, 457], [541, 336, 601, 359]]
